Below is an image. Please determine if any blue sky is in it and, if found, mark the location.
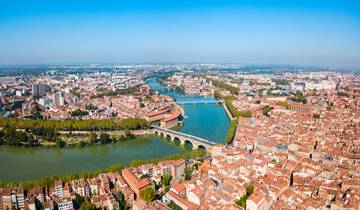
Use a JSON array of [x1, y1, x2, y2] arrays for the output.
[[0, 0, 359, 68]]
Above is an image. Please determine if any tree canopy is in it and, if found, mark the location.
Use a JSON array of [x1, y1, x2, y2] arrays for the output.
[[0, 117, 149, 131], [0, 127, 39, 147], [276, 101, 290, 109], [208, 78, 239, 95], [226, 120, 237, 144], [141, 187, 156, 203], [168, 200, 182, 210], [79, 199, 96, 210], [235, 183, 254, 208], [161, 173, 172, 187], [261, 106, 273, 116]]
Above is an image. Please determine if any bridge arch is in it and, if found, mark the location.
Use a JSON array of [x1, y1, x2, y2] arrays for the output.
[[151, 126, 215, 151], [174, 137, 181, 146], [165, 134, 172, 141], [184, 140, 193, 151], [198, 144, 207, 151]]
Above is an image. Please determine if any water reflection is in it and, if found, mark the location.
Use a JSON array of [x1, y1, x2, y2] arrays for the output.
[[55, 148, 63, 158], [99, 145, 110, 156], [0, 136, 183, 183]]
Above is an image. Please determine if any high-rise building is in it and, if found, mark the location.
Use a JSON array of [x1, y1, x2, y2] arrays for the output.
[[53, 91, 65, 106], [32, 84, 47, 96]]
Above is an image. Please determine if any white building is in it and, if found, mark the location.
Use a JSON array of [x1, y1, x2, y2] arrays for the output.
[[53, 91, 65, 106], [290, 82, 305, 92], [305, 80, 336, 91], [58, 199, 73, 210]]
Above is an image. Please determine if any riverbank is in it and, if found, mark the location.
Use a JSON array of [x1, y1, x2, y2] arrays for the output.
[[0, 134, 207, 186], [1, 146, 205, 188], [1, 78, 230, 184], [208, 78, 243, 144], [0, 127, 155, 148], [0, 117, 149, 131], [147, 78, 230, 144], [222, 100, 236, 121], [0, 117, 150, 147]]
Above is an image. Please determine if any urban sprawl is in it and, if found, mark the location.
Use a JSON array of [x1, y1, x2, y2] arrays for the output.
[[0, 64, 359, 210]]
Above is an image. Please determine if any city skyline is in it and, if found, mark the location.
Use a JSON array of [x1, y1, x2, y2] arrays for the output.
[[1, 0, 360, 69]]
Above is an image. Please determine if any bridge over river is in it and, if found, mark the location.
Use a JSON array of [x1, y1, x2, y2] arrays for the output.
[[151, 126, 216, 150], [176, 99, 224, 106]]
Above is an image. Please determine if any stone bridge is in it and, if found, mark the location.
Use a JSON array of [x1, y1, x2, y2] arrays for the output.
[[151, 126, 216, 151]]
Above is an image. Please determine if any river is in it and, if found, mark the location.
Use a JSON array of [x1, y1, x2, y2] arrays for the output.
[[146, 78, 230, 144], [0, 79, 229, 183]]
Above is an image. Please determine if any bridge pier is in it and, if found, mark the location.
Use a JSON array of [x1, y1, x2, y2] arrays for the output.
[[151, 126, 215, 151]]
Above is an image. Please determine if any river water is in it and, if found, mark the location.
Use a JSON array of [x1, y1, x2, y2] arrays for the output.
[[146, 79, 230, 144], [0, 79, 229, 183]]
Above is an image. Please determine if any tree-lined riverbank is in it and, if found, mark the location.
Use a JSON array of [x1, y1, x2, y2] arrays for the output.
[[0, 78, 230, 184], [0, 117, 149, 131], [0, 135, 183, 184], [0, 117, 150, 147]]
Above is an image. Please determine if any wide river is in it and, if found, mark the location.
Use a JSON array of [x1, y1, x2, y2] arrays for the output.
[[0, 79, 229, 183]]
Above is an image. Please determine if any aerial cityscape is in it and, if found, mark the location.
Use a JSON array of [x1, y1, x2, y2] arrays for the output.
[[1, 1, 360, 210]]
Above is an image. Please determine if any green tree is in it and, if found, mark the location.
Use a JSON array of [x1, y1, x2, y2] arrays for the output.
[[161, 173, 172, 187], [56, 138, 65, 148], [225, 99, 239, 118], [70, 109, 89, 117], [313, 113, 320, 119], [73, 194, 85, 209], [276, 101, 290, 109], [235, 195, 247, 208], [7, 181, 16, 188], [89, 132, 97, 144], [115, 192, 128, 210], [140, 174, 150, 179], [246, 183, 254, 196], [261, 106, 273, 116], [235, 183, 254, 208], [0, 117, 149, 132], [238, 110, 252, 118], [99, 133, 111, 144], [168, 200, 182, 210], [79, 199, 96, 210], [185, 166, 193, 181], [193, 147, 206, 158], [140, 187, 156, 203], [226, 120, 237, 144], [289, 91, 307, 104], [209, 78, 239, 95], [107, 164, 124, 173]]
